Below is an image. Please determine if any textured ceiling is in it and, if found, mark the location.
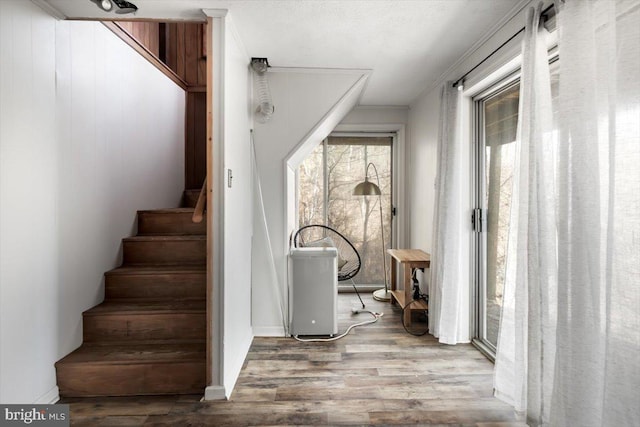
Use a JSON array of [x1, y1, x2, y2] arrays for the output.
[[42, 0, 527, 105]]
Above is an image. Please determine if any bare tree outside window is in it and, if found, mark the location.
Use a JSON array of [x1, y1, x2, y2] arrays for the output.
[[298, 136, 392, 285]]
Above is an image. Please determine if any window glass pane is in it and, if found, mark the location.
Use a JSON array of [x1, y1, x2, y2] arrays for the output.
[[481, 60, 559, 350], [326, 138, 392, 285], [298, 136, 392, 286], [298, 143, 325, 227], [483, 83, 520, 348]]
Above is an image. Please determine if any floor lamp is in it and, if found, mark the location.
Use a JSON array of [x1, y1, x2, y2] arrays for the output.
[[353, 162, 390, 302]]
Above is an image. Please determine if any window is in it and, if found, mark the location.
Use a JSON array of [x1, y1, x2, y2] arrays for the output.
[[298, 135, 393, 286]]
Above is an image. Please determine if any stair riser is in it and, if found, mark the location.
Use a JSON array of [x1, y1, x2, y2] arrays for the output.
[[138, 212, 206, 235], [182, 191, 200, 208], [105, 273, 206, 300], [56, 361, 206, 397], [83, 313, 206, 342], [123, 240, 205, 265]]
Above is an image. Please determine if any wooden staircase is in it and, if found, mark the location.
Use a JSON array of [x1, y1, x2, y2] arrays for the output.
[[55, 190, 207, 397]]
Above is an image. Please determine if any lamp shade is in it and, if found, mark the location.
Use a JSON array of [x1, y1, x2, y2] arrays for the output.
[[352, 178, 381, 196]]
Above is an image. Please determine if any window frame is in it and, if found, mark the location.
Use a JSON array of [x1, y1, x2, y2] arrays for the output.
[[296, 132, 398, 290], [470, 53, 559, 361], [471, 74, 521, 361]]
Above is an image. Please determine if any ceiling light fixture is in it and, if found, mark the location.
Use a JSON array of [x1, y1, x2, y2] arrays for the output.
[[112, 0, 138, 14], [91, 0, 113, 11], [89, 0, 138, 14]]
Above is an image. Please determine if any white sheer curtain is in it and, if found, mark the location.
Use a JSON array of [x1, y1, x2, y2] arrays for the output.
[[493, 4, 557, 425], [429, 84, 469, 344], [494, 1, 640, 426], [551, 0, 640, 425]]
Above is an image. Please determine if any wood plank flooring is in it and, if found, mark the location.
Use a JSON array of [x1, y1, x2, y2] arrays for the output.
[[61, 294, 524, 426]]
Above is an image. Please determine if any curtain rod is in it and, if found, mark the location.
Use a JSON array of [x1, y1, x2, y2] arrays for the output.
[[452, 3, 556, 88]]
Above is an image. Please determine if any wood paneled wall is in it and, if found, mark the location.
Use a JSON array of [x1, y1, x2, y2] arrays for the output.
[[166, 23, 207, 88], [117, 22, 160, 58], [186, 91, 207, 190], [165, 23, 207, 188], [165, 22, 207, 189]]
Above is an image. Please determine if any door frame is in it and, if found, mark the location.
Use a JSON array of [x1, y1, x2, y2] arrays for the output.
[[331, 123, 407, 253], [470, 72, 520, 360], [297, 131, 399, 290]]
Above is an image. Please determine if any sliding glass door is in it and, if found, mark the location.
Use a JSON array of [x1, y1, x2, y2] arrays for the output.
[[474, 80, 520, 354], [298, 135, 393, 286], [473, 61, 558, 357]]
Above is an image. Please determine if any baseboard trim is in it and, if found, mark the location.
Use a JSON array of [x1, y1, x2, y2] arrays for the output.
[[252, 326, 286, 337], [35, 386, 60, 404], [203, 385, 227, 401]]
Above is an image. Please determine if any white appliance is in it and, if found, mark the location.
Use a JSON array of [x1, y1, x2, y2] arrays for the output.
[[289, 247, 338, 336]]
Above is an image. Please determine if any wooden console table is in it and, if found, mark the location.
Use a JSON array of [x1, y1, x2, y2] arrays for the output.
[[387, 249, 430, 325]]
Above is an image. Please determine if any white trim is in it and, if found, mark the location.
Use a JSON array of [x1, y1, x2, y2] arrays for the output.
[[34, 386, 60, 404], [253, 326, 287, 337], [268, 67, 371, 75], [30, 0, 66, 20], [464, 32, 558, 98], [330, 132, 396, 138], [202, 9, 229, 18], [333, 123, 405, 132], [352, 105, 410, 111], [208, 13, 226, 396], [204, 385, 227, 401], [464, 57, 522, 98]]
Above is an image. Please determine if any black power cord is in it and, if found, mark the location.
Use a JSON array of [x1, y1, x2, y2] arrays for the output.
[[401, 269, 429, 336]]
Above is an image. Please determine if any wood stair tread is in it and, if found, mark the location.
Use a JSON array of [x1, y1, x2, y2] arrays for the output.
[[56, 188, 208, 397], [105, 265, 206, 275], [85, 300, 205, 315], [57, 342, 206, 365], [123, 235, 205, 242], [138, 208, 196, 214]]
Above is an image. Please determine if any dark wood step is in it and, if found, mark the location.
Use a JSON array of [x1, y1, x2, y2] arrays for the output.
[[138, 208, 206, 236], [56, 191, 209, 398], [182, 190, 201, 208], [55, 342, 206, 397], [105, 266, 205, 301], [122, 235, 205, 265], [83, 300, 206, 343]]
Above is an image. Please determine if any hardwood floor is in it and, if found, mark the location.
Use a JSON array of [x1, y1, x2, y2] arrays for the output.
[[61, 294, 523, 426]]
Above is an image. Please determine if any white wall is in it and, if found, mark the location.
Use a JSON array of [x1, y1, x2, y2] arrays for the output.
[[221, 21, 253, 397], [0, 0, 185, 403], [251, 70, 365, 335], [340, 106, 408, 126], [407, 94, 440, 255]]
